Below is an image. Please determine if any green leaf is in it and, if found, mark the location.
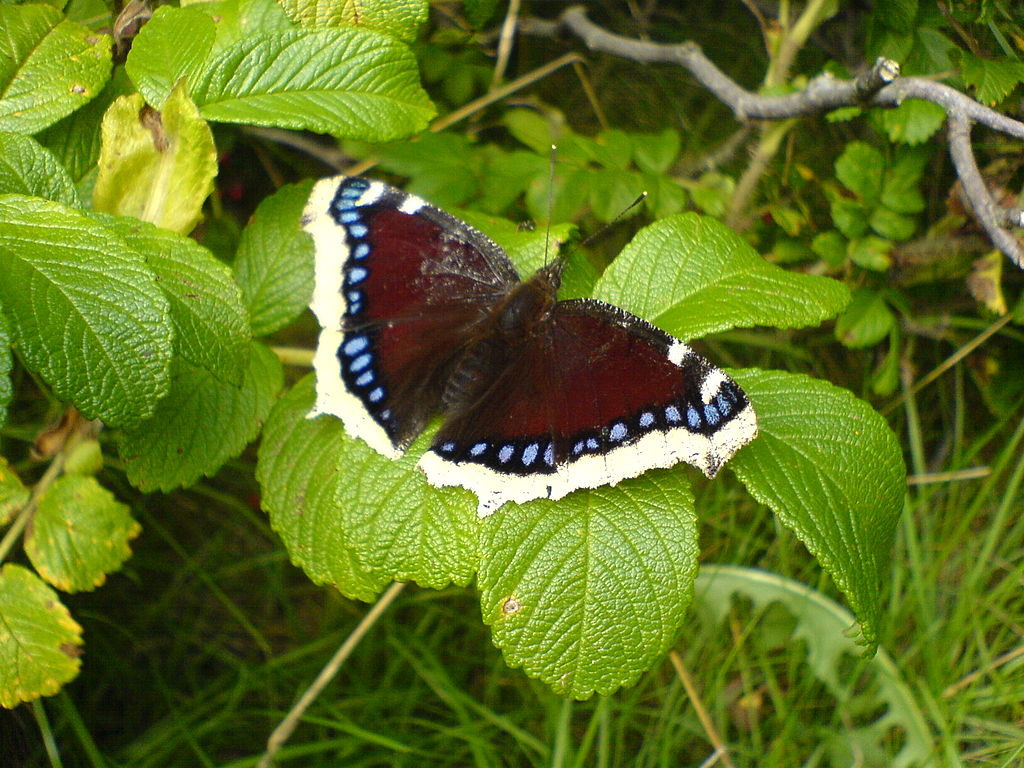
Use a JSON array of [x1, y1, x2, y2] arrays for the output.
[[478, 475, 699, 698], [93, 86, 217, 235], [0, 195, 173, 427], [642, 172, 687, 219], [504, 109, 561, 156], [124, 6, 216, 109], [631, 128, 680, 174], [593, 214, 851, 340], [0, 5, 111, 134], [0, 564, 83, 708], [0, 309, 9, 429], [371, 132, 478, 207], [0, 457, 28, 525], [959, 52, 1024, 106], [36, 72, 129, 189], [95, 214, 250, 382], [835, 141, 883, 202], [695, 565, 933, 768], [587, 168, 645, 223], [689, 172, 734, 217], [835, 288, 896, 348], [848, 234, 892, 271], [811, 230, 848, 266], [0, 132, 80, 207], [264, 376, 479, 592], [579, 130, 633, 170], [728, 369, 905, 649], [880, 148, 927, 214], [478, 150, 546, 214], [233, 181, 315, 337], [464, 0, 500, 27], [873, 0, 917, 31], [190, 0, 294, 55], [258, 375, 389, 601], [25, 475, 141, 592], [119, 341, 282, 492], [830, 196, 870, 239], [280, 0, 429, 43], [869, 206, 916, 241], [189, 28, 435, 139], [877, 99, 946, 145]]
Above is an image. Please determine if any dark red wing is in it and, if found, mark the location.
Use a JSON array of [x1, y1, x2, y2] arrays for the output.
[[421, 298, 757, 515], [305, 176, 518, 452]]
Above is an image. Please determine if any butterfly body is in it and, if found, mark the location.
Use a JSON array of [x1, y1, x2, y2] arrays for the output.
[[303, 176, 757, 516]]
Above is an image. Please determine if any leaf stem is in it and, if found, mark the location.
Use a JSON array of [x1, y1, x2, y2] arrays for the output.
[[0, 431, 76, 564]]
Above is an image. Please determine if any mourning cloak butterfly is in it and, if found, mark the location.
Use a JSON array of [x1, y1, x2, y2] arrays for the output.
[[303, 176, 757, 516]]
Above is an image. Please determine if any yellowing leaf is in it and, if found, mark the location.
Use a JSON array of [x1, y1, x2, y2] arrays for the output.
[[93, 85, 216, 234], [0, 564, 83, 708], [25, 476, 141, 592]]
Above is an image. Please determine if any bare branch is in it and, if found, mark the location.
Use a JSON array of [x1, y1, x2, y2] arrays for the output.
[[522, 6, 1024, 267], [947, 115, 1024, 268]]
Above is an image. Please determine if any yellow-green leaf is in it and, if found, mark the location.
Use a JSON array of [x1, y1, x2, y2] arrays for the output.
[[93, 86, 216, 234], [25, 476, 141, 592], [0, 564, 83, 708]]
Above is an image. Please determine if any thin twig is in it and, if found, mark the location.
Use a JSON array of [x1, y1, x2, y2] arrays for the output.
[[942, 643, 1024, 698], [343, 52, 585, 178], [519, 6, 1024, 267], [258, 582, 407, 768], [668, 649, 737, 768], [882, 313, 1014, 416], [490, 0, 521, 89]]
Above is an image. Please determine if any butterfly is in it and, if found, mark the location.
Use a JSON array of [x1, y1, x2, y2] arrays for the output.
[[302, 176, 757, 516]]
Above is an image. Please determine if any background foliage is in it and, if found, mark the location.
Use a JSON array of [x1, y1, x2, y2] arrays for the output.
[[1, 0, 1023, 766]]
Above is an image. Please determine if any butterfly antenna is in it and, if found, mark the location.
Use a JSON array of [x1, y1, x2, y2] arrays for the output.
[[577, 191, 648, 250]]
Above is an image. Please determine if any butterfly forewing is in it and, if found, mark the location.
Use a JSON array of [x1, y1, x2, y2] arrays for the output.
[[303, 176, 517, 455]]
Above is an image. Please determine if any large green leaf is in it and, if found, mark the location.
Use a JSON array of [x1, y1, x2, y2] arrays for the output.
[[0, 308, 10, 429], [727, 369, 905, 649], [36, 71, 128, 187], [0, 4, 111, 134], [258, 375, 389, 601], [593, 214, 850, 341], [280, 0, 429, 42], [119, 342, 282, 492], [0, 195, 173, 427], [189, 28, 435, 139], [0, 564, 83, 709], [124, 6, 216, 109], [0, 132, 80, 206], [96, 214, 250, 383], [233, 181, 314, 337], [25, 475, 141, 592], [261, 376, 478, 594], [478, 474, 699, 699], [93, 86, 217, 235]]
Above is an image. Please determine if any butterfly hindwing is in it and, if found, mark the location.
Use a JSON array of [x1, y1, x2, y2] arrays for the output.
[[419, 299, 757, 515]]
